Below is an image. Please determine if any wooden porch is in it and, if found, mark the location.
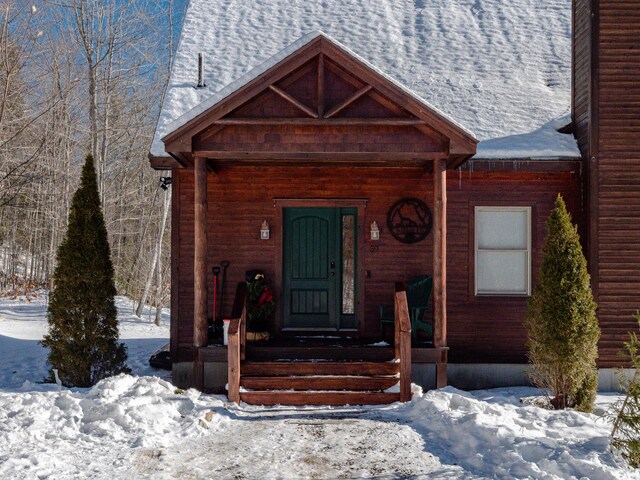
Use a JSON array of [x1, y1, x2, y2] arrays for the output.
[[220, 282, 448, 405], [186, 282, 449, 405], [154, 34, 476, 405]]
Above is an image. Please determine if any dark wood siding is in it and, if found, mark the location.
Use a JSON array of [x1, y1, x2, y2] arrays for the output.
[[173, 164, 581, 364], [595, 1, 640, 367], [447, 167, 582, 363], [572, 0, 592, 157], [175, 166, 433, 353]]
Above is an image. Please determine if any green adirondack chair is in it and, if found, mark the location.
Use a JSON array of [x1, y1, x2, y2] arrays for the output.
[[379, 275, 433, 342]]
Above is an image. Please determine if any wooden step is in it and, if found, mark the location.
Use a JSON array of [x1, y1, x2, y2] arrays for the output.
[[241, 361, 400, 376], [240, 391, 401, 406], [246, 346, 395, 362], [241, 375, 398, 391]]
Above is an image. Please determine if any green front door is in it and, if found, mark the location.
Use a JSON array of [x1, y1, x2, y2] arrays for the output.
[[283, 207, 357, 330]]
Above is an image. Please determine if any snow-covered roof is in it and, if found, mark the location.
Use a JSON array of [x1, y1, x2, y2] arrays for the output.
[[151, 0, 580, 160]]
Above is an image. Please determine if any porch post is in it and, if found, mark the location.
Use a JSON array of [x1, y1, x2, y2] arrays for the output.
[[193, 156, 208, 390], [433, 159, 448, 388]]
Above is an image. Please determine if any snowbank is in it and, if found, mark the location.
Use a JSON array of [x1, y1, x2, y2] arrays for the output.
[[1, 375, 636, 479], [403, 386, 630, 479], [1, 294, 636, 478], [0, 375, 226, 478]]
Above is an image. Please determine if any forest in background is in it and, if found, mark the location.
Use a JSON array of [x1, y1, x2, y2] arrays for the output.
[[0, 0, 187, 322]]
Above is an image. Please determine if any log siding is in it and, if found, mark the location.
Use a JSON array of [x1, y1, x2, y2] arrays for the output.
[[171, 164, 581, 364], [593, 1, 640, 366]]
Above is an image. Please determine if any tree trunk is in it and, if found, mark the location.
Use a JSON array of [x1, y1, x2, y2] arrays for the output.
[[136, 183, 170, 318]]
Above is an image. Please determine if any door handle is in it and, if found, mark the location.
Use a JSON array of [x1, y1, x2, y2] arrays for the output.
[[330, 261, 336, 269]]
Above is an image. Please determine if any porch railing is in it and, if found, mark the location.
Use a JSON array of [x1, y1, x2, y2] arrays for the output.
[[227, 282, 248, 403], [394, 282, 412, 402]]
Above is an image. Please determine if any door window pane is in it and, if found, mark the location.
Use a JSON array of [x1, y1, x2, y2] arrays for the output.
[[342, 215, 355, 314]]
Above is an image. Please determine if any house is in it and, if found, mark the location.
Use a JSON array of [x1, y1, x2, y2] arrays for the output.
[[149, 0, 640, 404]]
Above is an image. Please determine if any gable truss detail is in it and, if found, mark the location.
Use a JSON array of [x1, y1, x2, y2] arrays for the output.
[[214, 53, 423, 127], [157, 36, 476, 169]]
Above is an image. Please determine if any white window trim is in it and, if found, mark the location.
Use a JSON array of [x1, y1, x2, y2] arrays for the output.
[[475, 206, 532, 296]]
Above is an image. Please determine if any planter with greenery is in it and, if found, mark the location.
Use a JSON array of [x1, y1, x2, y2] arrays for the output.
[[246, 272, 275, 341]]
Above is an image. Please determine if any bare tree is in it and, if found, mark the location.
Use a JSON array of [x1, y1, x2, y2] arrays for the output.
[[0, 0, 185, 311]]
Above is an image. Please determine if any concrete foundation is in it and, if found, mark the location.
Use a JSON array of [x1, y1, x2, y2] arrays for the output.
[[172, 361, 228, 392], [597, 368, 636, 392], [412, 363, 436, 390], [447, 364, 533, 390], [173, 361, 636, 393]]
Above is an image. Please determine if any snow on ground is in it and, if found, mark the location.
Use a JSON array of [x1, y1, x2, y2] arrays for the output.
[[0, 292, 170, 388], [1, 294, 638, 479]]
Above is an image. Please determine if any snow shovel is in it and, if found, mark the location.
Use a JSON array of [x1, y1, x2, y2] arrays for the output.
[[219, 260, 230, 319]]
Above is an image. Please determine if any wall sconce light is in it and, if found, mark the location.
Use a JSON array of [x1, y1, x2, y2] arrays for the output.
[[159, 176, 172, 190], [260, 220, 270, 240], [370, 221, 380, 240]]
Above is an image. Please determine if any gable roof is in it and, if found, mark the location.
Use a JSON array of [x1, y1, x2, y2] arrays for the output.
[[161, 32, 478, 168], [151, 0, 580, 160]]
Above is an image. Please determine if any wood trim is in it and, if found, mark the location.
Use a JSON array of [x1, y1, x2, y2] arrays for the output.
[[198, 347, 448, 364], [433, 160, 447, 355], [317, 53, 325, 118], [411, 346, 448, 363], [273, 199, 367, 337], [356, 206, 366, 338], [162, 40, 323, 145], [194, 151, 448, 162], [588, 0, 600, 301], [324, 85, 373, 119], [274, 206, 284, 334], [227, 320, 241, 403], [194, 349, 204, 391], [149, 155, 182, 170], [240, 376, 398, 391], [193, 157, 208, 348], [394, 283, 412, 402], [436, 363, 447, 389], [268, 85, 318, 118], [466, 199, 538, 303], [320, 58, 450, 146], [170, 170, 180, 363], [320, 38, 477, 151], [239, 391, 400, 406], [162, 38, 476, 161], [273, 198, 368, 207], [462, 159, 582, 172], [195, 125, 227, 145], [243, 361, 398, 376], [214, 117, 425, 126], [571, 0, 576, 126]]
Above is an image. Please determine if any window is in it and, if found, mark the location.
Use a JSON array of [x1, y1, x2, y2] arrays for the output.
[[475, 206, 531, 296]]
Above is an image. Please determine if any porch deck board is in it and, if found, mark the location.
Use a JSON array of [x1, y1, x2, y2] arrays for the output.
[[196, 341, 445, 364], [242, 361, 400, 376]]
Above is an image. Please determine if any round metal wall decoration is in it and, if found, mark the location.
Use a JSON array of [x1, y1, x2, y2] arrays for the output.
[[386, 197, 433, 244]]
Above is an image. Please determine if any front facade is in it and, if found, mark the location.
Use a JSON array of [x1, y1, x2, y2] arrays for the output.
[[150, 0, 640, 399]]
